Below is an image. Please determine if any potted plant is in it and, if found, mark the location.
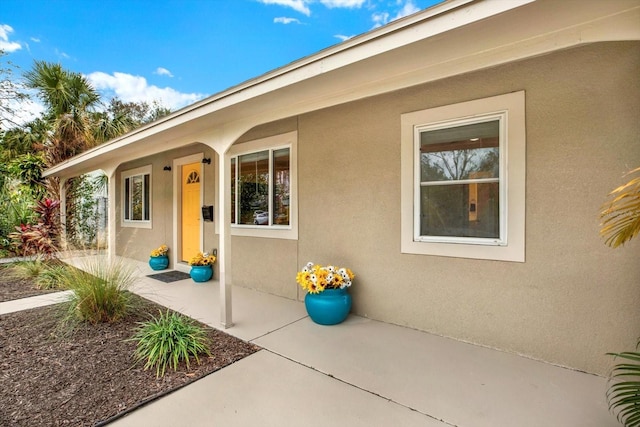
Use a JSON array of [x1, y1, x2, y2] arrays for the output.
[[188, 252, 216, 283], [149, 245, 169, 271], [296, 262, 355, 325]]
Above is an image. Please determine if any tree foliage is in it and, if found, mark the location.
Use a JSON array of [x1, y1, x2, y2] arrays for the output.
[[0, 50, 29, 130], [0, 59, 172, 253]]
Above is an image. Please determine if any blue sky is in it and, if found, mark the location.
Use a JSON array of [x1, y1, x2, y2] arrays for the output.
[[1, 0, 442, 120]]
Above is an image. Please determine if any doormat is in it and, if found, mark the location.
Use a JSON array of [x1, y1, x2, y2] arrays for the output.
[[147, 271, 191, 283]]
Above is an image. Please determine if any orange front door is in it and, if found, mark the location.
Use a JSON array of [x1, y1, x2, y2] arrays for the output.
[[181, 162, 201, 262]]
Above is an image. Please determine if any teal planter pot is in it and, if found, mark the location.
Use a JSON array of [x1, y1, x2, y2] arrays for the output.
[[190, 265, 213, 282], [149, 255, 169, 271], [305, 288, 352, 325]]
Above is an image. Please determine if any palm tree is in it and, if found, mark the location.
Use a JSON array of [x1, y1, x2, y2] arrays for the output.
[[18, 61, 172, 248], [23, 61, 106, 245], [24, 61, 101, 165]]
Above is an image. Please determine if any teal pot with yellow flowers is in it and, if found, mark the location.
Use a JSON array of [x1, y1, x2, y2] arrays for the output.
[[190, 265, 213, 282], [304, 288, 352, 325], [149, 255, 169, 271]]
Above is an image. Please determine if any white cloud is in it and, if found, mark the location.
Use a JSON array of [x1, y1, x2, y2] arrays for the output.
[[55, 49, 70, 59], [371, 0, 421, 28], [258, 0, 311, 16], [1, 95, 46, 130], [30, 37, 40, 43], [320, 0, 365, 8], [259, 0, 369, 17], [334, 34, 353, 42], [395, 0, 420, 19], [0, 24, 22, 53], [154, 67, 174, 77], [86, 71, 204, 111], [371, 12, 390, 28], [274, 17, 301, 24]]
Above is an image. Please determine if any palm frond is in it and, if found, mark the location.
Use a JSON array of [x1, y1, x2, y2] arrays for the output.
[[600, 167, 640, 248], [608, 340, 640, 426]]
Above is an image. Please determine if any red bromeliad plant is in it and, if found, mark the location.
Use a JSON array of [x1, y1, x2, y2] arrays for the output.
[[10, 198, 61, 259]]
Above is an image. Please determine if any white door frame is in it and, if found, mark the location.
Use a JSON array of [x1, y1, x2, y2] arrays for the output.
[[172, 153, 204, 273]]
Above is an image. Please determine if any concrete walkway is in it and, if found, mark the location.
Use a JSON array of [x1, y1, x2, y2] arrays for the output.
[[0, 290, 73, 315], [3, 256, 618, 426]]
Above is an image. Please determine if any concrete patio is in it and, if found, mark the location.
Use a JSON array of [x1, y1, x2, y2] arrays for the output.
[[58, 255, 615, 427]]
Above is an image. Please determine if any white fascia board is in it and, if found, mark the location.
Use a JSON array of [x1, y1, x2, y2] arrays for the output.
[[45, 0, 640, 179], [171, 0, 534, 122], [43, 0, 532, 178]]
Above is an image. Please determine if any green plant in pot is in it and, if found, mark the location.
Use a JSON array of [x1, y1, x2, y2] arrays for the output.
[[601, 166, 640, 426]]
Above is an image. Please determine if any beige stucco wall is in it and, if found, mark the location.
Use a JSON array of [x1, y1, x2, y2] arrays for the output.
[[230, 42, 639, 375], [115, 143, 218, 268]]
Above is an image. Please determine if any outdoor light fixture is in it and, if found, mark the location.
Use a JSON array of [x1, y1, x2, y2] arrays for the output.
[[163, 166, 172, 171], [202, 158, 211, 164]]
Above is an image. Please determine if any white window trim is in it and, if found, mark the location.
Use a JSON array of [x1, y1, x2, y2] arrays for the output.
[[121, 164, 152, 229], [414, 113, 506, 246], [228, 131, 298, 240], [401, 91, 525, 262]]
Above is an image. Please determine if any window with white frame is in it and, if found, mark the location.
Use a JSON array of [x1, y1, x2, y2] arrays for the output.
[[229, 131, 297, 240], [121, 165, 152, 228], [401, 91, 525, 262]]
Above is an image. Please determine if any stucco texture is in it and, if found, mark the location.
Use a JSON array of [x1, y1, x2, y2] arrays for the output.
[[117, 42, 638, 375], [284, 42, 637, 375]]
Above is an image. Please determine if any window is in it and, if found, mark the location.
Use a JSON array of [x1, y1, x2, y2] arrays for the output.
[[121, 165, 152, 228], [229, 131, 297, 240], [401, 91, 525, 261]]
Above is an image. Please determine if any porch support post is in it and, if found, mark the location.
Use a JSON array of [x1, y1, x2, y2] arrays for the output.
[[58, 178, 67, 251], [218, 151, 233, 328], [105, 168, 117, 262]]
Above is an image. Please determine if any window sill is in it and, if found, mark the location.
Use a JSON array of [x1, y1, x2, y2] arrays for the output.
[[230, 225, 297, 240], [121, 221, 152, 229]]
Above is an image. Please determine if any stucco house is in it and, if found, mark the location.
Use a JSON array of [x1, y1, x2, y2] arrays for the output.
[[45, 0, 640, 376]]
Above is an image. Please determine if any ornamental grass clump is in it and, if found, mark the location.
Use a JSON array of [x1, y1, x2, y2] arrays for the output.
[[14, 257, 47, 280], [296, 262, 355, 294], [61, 257, 137, 324], [35, 261, 68, 290], [130, 309, 212, 377], [14, 257, 67, 290]]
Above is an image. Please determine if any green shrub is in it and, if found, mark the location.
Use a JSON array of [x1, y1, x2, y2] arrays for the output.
[[130, 310, 212, 377], [61, 257, 137, 324], [9, 198, 61, 259]]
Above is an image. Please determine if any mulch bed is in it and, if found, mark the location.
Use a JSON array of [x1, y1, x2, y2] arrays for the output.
[[0, 265, 59, 302], [0, 265, 260, 426]]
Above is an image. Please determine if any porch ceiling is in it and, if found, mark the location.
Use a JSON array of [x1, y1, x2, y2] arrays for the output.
[[43, 0, 640, 179]]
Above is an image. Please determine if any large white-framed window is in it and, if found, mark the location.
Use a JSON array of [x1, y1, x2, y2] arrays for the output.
[[401, 91, 525, 262], [229, 131, 297, 240], [121, 165, 152, 229]]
